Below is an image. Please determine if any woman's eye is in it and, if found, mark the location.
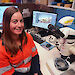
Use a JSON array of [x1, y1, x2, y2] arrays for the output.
[[12, 20, 18, 24], [20, 19, 24, 23]]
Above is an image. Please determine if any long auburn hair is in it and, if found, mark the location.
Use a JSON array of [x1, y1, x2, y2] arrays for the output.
[[2, 6, 27, 56]]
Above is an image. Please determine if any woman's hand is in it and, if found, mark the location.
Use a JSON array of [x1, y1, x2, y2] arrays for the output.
[[34, 73, 38, 75]]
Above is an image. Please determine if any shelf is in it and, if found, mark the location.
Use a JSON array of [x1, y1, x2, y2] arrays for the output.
[[48, 5, 75, 11]]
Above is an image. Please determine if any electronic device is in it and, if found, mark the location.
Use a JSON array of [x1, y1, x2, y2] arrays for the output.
[[54, 58, 69, 71], [30, 33, 45, 44], [32, 11, 57, 29], [40, 41, 55, 51], [48, 24, 65, 38], [0, 3, 18, 30]]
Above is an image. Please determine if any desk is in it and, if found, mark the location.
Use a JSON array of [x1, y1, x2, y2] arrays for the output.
[[34, 41, 75, 75], [34, 41, 61, 75]]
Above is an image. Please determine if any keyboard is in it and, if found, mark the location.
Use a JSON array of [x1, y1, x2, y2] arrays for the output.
[[30, 33, 45, 44]]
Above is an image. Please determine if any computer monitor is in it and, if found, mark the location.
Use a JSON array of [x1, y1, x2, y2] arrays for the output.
[[0, 4, 18, 29], [32, 11, 57, 29]]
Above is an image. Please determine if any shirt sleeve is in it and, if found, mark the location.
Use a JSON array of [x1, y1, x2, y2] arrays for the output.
[[30, 54, 41, 73]]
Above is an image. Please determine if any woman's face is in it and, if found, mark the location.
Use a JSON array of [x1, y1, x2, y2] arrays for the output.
[[10, 11, 24, 35]]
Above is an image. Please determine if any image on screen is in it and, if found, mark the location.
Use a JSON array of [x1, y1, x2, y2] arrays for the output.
[[0, 5, 18, 28], [32, 11, 57, 29]]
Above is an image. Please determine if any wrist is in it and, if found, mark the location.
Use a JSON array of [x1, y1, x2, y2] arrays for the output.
[[34, 73, 38, 75]]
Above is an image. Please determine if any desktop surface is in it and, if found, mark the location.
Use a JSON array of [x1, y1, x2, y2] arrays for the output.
[[34, 41, 75, 75]]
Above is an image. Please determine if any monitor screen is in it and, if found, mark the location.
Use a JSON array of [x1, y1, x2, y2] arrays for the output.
[[32, 11, 57, 29], [0, 4, 18, 29]]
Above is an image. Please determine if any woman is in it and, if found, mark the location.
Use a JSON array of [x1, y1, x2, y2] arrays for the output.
[[0, 6, 41, 75]]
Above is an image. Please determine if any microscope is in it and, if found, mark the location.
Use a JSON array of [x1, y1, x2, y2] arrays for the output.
[[48, 16, 75, 71]]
